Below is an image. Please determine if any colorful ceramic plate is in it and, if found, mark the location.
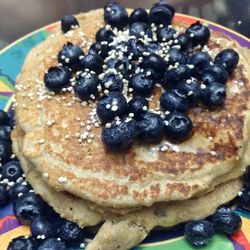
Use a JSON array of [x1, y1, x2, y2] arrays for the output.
[[0, 13, 250, 250]]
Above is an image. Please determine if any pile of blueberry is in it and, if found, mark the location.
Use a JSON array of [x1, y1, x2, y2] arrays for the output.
[[44, 1, 239, 152]]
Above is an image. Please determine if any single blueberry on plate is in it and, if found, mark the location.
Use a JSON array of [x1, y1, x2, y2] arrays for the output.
[[149, 3, 174, 26], [238, 186, 250, 211], [102, 120, 138, 151], [168, 48, 188, 65], [7, 236, 37, 250], [214, 49, 239, 72], [184, 220, 215, 247], [44, 66, 71, 92], [101, 74, 123, 92], [80, 53, 104, 74], [164, 111, 193, 142], [126, 38, 146, 60], [160, 89, 189, 112], [61, 15, 79, 33], [57, 42, 84, 71], [189, 52, 212, 77], [104, 2, 129, 29], [2, 161, 24, 182], [0, 183, 9, 207], [202, 64, 229, 85], [201, 81, 226, 108], [97, 92, 128, 123], [95, 27, 114, 43], [129, 72, 154, 97], [128, 96, 149, 119], [0, 139, 12, 163], [0, 125, 11, 141], [157, 27, 176, 42], [9, 182, 32, 201], [74, 71, 100, 101], [107, 56, 130, 78], [186, 21, 210, 47], [89, 42, 109, 59], [138, 112, 165, 143], [129, 22, 152, 38], [38, 238, 66, 250], [243, 165, 250, 186], [177, 33, 192, 51], [0, 110, 11, 126], [129, 8, 148, 24]]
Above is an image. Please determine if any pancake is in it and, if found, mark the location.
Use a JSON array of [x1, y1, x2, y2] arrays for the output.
[[13, 9, 250, 209]]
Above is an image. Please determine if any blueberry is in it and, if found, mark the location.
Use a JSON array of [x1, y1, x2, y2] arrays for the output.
[[138, 112, 165, 143], [80, 53, 104, 74], [160, 89, 189, 112], [0, 125, 11, 141], [38, 238, 66, 250], [168, 48, 188, 65], [2, 161, 24, 182], [7, 236, 37, 250], [164, 111, 193, 142], [74, 72, 99, 101], [176, 79, 201, 106], [238, 186, 250, 211], [163, 64, 191, 88], [44, 66, 71, 93], [214, 49, 239, 72], [129, 8, 148, 24], [211, 208, 242, 235], [202, 64, 229, 85], [0, 110, 11, 126], [157, 27, 176, 42], [189, 52, 212, 77], [57, 42, 84, 71], [104, 2, 129, 29], [201, 82, 226, 108], [58, 220, 84, 244], [129, 22, 152, 38], [101, 74, 123, 92], [9, 182, 31, 201], [0, 139, 12, 163], [126, 39, 146, 60], [147, 42, 162, 54], [129, 72, 154, 97], [128, 96, 149, 119], [243, 165, 250, 186], [184, 220, 215, 247], [140, 53, 167, 81], [89, 42, 109, 59], [107, 56, 130, 78], [149, 3, 174, 26], [97, 92, 128, 123], [0, 183, 9, 207], [14, 193, 46, 225], [95, 27, 114, 43], [31, 216, 57, 239], [177, 33, 192, 51], [186, 21, 210, 47], [61, 15, 79, 33]]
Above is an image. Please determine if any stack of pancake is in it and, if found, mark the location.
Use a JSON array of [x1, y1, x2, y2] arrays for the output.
[[11, 9, 250, 250]]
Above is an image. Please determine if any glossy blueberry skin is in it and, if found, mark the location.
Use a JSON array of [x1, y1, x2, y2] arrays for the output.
[[57, 42, 84, 71], [126, 39, 146, 60], [0, 139, 12, 163], [163, 64, 192, 88], [129, 72, 154, 97], [164, 111, 193, 142], [149, 3, 174, 26], [189, 52, 212, 77], [7, 236, 37, 250], [138, 112, 165, 143], [14, 193, 46, 225], [61, 15, 79, 33], [168, 48, 188, 65], [102, 120, 138, 151], [157, 27, 176, 42], [9, 182, 32, 201], [44, 66, 71, 93], [147, 42, 162, 54], [243, 165, 250, 186], [0, 125, 11, 141], [101, 74, 123, 92], [160, 89, 189, 112], [128, 96, 149, 119], [201, 82, 226, 108], [80, 54, 104, 74], [214, 49, 239, 72], [97, 92, 128, 123], [129, 8, 148, 24], [129, 22, 152, 38], [177, 33, 192, 51], [211, 208, 242, 235], [0, 110, 11, 126], [238, 186, 250, 211], [95, 27, 114, 43], [2, 161, 24, 182], [186, 21, 210, 47], [104, 2, 129, 29], [74, 72, 99, 101], [0, 184, 9, 207], [184, 220, 215, 247], [107, 56, 130, 79], [89, 42, 109, 59], [202, 64, 229, 85], [38, 238, 66, 250]]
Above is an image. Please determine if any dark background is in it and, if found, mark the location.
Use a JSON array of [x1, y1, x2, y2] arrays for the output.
[[0, 0, 249, 49]]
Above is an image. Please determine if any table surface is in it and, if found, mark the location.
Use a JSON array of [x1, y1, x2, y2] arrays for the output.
[[0, 0, 249, 50]]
